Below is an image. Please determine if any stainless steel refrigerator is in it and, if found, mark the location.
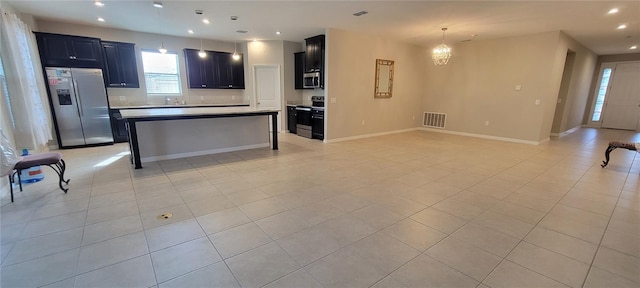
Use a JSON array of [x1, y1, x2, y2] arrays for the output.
[[45, 67, 113, 148]]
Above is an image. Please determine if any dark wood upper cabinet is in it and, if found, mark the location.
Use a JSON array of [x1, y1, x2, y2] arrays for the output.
[[185, 49, 244, 89], [304, 35, 325, 73], [102, 41, 139, 88], [213, 52, 245, 89], [294, 52, 311, 90], [184, 49, 216, 89], [35, 32, 104, 68]]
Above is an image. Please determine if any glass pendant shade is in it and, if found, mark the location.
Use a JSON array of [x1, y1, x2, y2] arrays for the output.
[[198, 38, 206, 58], [232, 40, 240, 61], [432, 28, 451, 65], [159, 42, 167, 54]]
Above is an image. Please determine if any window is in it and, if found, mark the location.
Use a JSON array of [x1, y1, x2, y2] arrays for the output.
[[0, 56, 15, 129], [141, 51, 181, 95], [591, 67, 612, 122]]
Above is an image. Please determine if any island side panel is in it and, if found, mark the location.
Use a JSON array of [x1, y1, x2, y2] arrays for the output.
[[136, 116, 270, 162]]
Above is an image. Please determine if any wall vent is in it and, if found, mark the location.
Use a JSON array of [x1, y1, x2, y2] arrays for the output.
[[423, 112, 446, 128]]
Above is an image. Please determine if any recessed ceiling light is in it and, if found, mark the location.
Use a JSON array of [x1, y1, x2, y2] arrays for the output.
[[276, 31, 281, 35], [253, 38, 258, 42], [97, 17, 105, 22], [617, 24, 627, 30], [631, 45, 638, 50], [94, 1, 105, 7], [202, 18, 210, 24], [608, 8, 619, 14], [188, 29, 194, 34], [153, 1, 163, 8]]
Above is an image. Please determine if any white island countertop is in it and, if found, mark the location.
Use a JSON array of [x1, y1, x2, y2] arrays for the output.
[[120, 106, 280, 120]]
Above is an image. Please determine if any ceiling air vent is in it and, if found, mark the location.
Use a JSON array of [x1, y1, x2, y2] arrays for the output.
[[236, 30, 248, 34], [353, 11, 368, 16]]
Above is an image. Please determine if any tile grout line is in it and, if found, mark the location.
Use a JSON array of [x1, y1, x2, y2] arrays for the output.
[[580, 151, 639, 287]]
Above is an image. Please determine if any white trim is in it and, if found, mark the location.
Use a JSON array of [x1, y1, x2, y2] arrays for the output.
[[141, 143, 270, 163], [419, 127, 545, 145], [324, 128, 419, 143], [550, 125, 582, 137]]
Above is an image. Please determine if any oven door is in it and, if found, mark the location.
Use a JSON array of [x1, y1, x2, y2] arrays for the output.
[[296, 106, 312, 138]]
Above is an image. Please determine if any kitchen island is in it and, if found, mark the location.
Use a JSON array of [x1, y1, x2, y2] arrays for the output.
[[120, 107, 279, 169]]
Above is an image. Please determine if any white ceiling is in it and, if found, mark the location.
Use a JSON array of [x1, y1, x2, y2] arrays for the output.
[[6, 0, 640, 55]]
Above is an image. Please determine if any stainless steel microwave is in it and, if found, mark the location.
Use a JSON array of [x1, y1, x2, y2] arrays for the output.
[[303, 72, 320, 88]]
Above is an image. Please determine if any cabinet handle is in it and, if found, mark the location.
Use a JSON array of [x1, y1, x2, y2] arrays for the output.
[[228, 84, 232, 88], [201, 84, 206, 87]]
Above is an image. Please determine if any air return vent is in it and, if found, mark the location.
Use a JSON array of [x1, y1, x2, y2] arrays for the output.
[[423, 112, 446, 128]]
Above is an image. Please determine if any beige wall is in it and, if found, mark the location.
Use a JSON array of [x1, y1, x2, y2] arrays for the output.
[[550, 32, 597, 135], [35, 20, 247, 106], [422, 31, 597, 143], [325, 28, 425, 141]]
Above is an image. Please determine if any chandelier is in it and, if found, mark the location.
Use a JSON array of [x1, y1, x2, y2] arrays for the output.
[[432, 28, 451, 65]]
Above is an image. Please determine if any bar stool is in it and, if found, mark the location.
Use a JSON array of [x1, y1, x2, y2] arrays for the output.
[[8, 152, 70, 202]]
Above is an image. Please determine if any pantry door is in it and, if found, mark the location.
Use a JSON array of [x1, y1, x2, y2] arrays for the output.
[[253, 65, 281, 131], [601, 62, 640, 130]]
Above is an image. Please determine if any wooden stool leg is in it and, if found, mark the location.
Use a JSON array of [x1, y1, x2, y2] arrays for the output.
[[17, 170, 23, 191]]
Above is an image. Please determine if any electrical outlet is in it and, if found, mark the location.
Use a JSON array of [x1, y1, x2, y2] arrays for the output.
[[232, 95, 235, 100], [361, 120, 365, 125], [515, 85, 522, 91], [412, 115, 415, 120], [330, 98, 337, 104], [485, 121, 490, 126], [200, 96, 204, 100], [535, 99, 540, 105]]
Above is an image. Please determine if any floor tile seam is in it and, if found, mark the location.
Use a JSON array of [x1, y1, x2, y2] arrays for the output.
[[553, 200, 619, 218], [581, 153, 639, 287], [475, 181, 571, 287], [1, 235, 86, 268], [517, 239, 596, 265], [478, 259, 571, 288], [74, 252, 156, 286]]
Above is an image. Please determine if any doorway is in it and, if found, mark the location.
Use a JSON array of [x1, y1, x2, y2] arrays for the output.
[[551, 51, 576, 135], [253, 65, 281, 132], [600, 62, 640, 130]]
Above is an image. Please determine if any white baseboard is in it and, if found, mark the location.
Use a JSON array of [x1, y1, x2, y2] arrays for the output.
[[419, 127, 546, 145], [550, 125, 583, 137], [324, 128, 419, 143], [141, 143, 270, 163]]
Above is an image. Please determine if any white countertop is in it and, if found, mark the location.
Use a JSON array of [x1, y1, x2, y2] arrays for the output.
[[120, 106, 280, 119]]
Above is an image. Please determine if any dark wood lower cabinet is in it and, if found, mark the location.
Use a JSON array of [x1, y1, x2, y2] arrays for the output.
[[110, 109, 128, 143]]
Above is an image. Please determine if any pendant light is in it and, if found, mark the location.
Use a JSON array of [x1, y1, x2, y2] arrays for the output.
[[158, 42, 167, 54], [232, 40, 240, 61], [432, 27, 451, 65], [198, 37, 206, 58], [155, 2, 166, 54]]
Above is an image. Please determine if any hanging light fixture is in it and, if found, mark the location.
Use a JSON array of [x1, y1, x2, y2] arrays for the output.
[[232, 40, 240, 61], [158, 42, 167, 54], [198, 37, 207, 58], [155, 3, 166, 54], [432, 27, 451, 65]]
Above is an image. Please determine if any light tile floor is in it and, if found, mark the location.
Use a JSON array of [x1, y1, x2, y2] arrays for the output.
[[1, 128, 639, 288]]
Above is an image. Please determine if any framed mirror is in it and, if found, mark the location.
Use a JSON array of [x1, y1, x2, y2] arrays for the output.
[[374, 59, 394, 98]]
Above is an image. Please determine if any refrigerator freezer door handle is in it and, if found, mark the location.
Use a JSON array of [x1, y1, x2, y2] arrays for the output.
[[73, 80, 83, 117]]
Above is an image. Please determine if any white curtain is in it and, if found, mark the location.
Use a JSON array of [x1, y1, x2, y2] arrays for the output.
[[0, 9, 52, 152]]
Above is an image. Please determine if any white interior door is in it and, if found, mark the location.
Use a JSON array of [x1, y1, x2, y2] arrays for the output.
[[253, 65, 281, 131], [601, 62, 640, 130]]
